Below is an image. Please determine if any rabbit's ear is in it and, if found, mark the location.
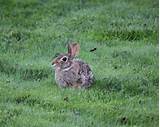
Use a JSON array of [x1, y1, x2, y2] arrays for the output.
[[68, 43, 80, 57]]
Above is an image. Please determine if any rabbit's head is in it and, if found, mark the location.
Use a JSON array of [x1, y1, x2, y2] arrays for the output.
[[52, 43, 80, 69]]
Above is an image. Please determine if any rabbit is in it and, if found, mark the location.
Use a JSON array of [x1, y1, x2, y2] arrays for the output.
[[52, 43, 94, 88]]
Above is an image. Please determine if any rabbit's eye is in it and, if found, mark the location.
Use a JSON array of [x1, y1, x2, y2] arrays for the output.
[[62, 57, 67, 62]]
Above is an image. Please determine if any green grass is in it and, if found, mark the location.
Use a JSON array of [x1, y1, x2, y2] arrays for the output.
[[0, 0, 158, 126]]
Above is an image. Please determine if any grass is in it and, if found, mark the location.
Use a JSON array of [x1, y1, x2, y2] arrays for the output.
[[0, 0, 158, 126]]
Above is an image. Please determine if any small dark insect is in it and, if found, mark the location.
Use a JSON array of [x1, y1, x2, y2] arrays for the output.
[[89, 48, 97, 52], [144, 23, 147, 26], [114, 66, 118, 69], [120, 117, 128, 125], [63, 96, 69, 102]]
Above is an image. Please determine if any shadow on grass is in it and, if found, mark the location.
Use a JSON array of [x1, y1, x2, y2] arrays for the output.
[[16, 97, 54, 110], [92, 75, 156, 96], [92, 77, 122, 92], [0, 59, 49, 81], [90, 29, 158, 42]]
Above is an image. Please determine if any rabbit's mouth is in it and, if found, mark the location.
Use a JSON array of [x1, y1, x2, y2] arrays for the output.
[[52, 63, 56, 67], [51, 61, 64, 68], [51, 60, 58, 67]]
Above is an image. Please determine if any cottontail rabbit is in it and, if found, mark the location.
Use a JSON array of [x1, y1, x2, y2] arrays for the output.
[[52, 43, 94, 88]]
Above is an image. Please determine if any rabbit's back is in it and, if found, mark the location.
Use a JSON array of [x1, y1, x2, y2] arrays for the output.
[[76, 59, 94, 88]]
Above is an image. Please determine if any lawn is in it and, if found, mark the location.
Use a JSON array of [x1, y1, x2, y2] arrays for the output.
[[0, 0, 159, 127]]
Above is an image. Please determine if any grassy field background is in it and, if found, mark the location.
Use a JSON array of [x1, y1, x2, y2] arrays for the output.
[[0, 0, 159, 126]]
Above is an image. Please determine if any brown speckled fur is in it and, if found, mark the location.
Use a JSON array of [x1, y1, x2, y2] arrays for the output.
[[52, 43, 94, 88]]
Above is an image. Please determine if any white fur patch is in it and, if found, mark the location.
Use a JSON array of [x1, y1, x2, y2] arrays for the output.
[[62, 66, 72, 71]]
